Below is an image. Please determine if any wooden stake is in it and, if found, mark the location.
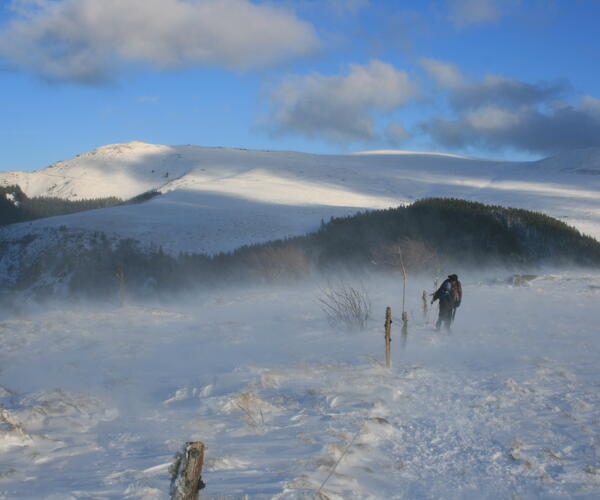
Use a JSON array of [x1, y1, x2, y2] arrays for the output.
[[399, 250, 407, 319], [397, 248, 409, 337], [384, 307, 392, 368], [170, 441, 206, 500], [401, 311, 408, 348], [422, 290, 428, 322]]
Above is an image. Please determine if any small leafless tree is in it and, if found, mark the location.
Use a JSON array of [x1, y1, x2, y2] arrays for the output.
[[376, 238, 439, 274], [318, 282, 371, 331]]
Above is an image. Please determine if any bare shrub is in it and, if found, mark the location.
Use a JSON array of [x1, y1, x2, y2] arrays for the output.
[[233, 392, 265, 428], [0, 407, 30, 440], [318, 282, 371, 331], [244, 245, 312, 282], [223, 391, 275, 428], [375, 238, 442, 273]]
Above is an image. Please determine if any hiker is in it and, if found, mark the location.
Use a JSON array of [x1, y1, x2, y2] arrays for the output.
[[431, 274, 462, 331]]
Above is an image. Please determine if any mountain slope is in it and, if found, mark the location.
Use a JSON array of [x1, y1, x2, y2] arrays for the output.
[[1, 142, 600, 256]]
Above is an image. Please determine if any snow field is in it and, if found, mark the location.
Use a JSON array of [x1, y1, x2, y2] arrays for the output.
[[0, 272, 599, 498], [4, 142, 600, 257]]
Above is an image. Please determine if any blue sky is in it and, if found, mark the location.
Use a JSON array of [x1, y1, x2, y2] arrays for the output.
[[1, 0, 600, 171]]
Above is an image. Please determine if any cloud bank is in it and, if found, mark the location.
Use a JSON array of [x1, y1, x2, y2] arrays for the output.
[[267, 60, 415, 144], [420, 58, 600, 155], [0, 0, 319, 83], [267, 56, 600, 154]]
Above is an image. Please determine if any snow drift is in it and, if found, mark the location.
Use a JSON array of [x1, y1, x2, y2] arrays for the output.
[[0, 273, 599, 498]]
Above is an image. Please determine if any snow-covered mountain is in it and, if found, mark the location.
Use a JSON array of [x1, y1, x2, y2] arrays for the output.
[[2, 141, 600, 255]]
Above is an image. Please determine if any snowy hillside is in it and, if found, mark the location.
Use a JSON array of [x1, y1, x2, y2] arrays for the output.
[[2, 143, 600, 498], [1, 273, 599, 498], [1, 142, 600, 255], [0, 142, 177, 200]]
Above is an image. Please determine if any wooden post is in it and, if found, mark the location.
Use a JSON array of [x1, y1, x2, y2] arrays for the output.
[[401, 311, 408, 348], [422, 290, 428, 322], [399, 250, 407, 321], [398, 248, 408, 337], [170, 441, 206, 500], [384, 307, 392, 368]]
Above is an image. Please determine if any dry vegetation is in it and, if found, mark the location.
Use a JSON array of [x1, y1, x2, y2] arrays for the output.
[[318, 282, 372, 331]]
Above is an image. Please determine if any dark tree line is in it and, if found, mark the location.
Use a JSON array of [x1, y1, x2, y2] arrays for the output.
[[3, 198, 600, 301], [299, 198, 600, 268], [0, 185, 123, 226]]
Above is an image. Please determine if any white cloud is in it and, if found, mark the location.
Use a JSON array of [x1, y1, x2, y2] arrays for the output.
[[464, 105, 520, 130], [582, 95, 600, 118], [447, 0, 505, 28], [384, 121, 411, 145], [0, 0, 319, 83], [421, 57, 567, 110], [267, 60, 416, 144], [420, 58, 464, 89], [423, 102, 600, 154], [420, 57, 600, 154]]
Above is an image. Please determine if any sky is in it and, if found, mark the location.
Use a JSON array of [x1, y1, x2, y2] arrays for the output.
[[1, 0, 600, 171]]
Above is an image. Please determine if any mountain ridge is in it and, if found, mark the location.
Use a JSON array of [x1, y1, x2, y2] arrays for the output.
[[1, 142, 600, 256]]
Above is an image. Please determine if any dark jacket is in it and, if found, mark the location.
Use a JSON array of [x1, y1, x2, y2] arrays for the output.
[[433, 277, 462, 308]]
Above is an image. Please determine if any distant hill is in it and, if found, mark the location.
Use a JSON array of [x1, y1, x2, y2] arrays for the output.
[[2, 142, 600, 256], [4, 199, 599, 301], [297, 198, 600, 268], [223, 198, 600, 277]]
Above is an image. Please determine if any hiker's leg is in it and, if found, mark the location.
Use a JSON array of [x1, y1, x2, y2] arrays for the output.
[[440, 303, 452, 330]]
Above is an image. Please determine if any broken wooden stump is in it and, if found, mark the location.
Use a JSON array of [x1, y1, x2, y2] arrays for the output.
[[170, 441, 206, 500]]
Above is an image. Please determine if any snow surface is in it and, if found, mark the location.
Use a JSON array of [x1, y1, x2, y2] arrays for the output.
[[2, 142, 600, 255], [1, 272, 599, 499]]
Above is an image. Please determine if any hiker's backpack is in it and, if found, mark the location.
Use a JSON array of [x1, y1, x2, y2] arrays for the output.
[[451, 280, 462, 305]]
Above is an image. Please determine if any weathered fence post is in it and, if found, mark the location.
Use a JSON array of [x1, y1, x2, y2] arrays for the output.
[[398, 248, 409, 337], [384, 307, 392, 368], [401, 311, 408, 348], [422, 290, 428, 322], [170, 441, 206, 500]]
